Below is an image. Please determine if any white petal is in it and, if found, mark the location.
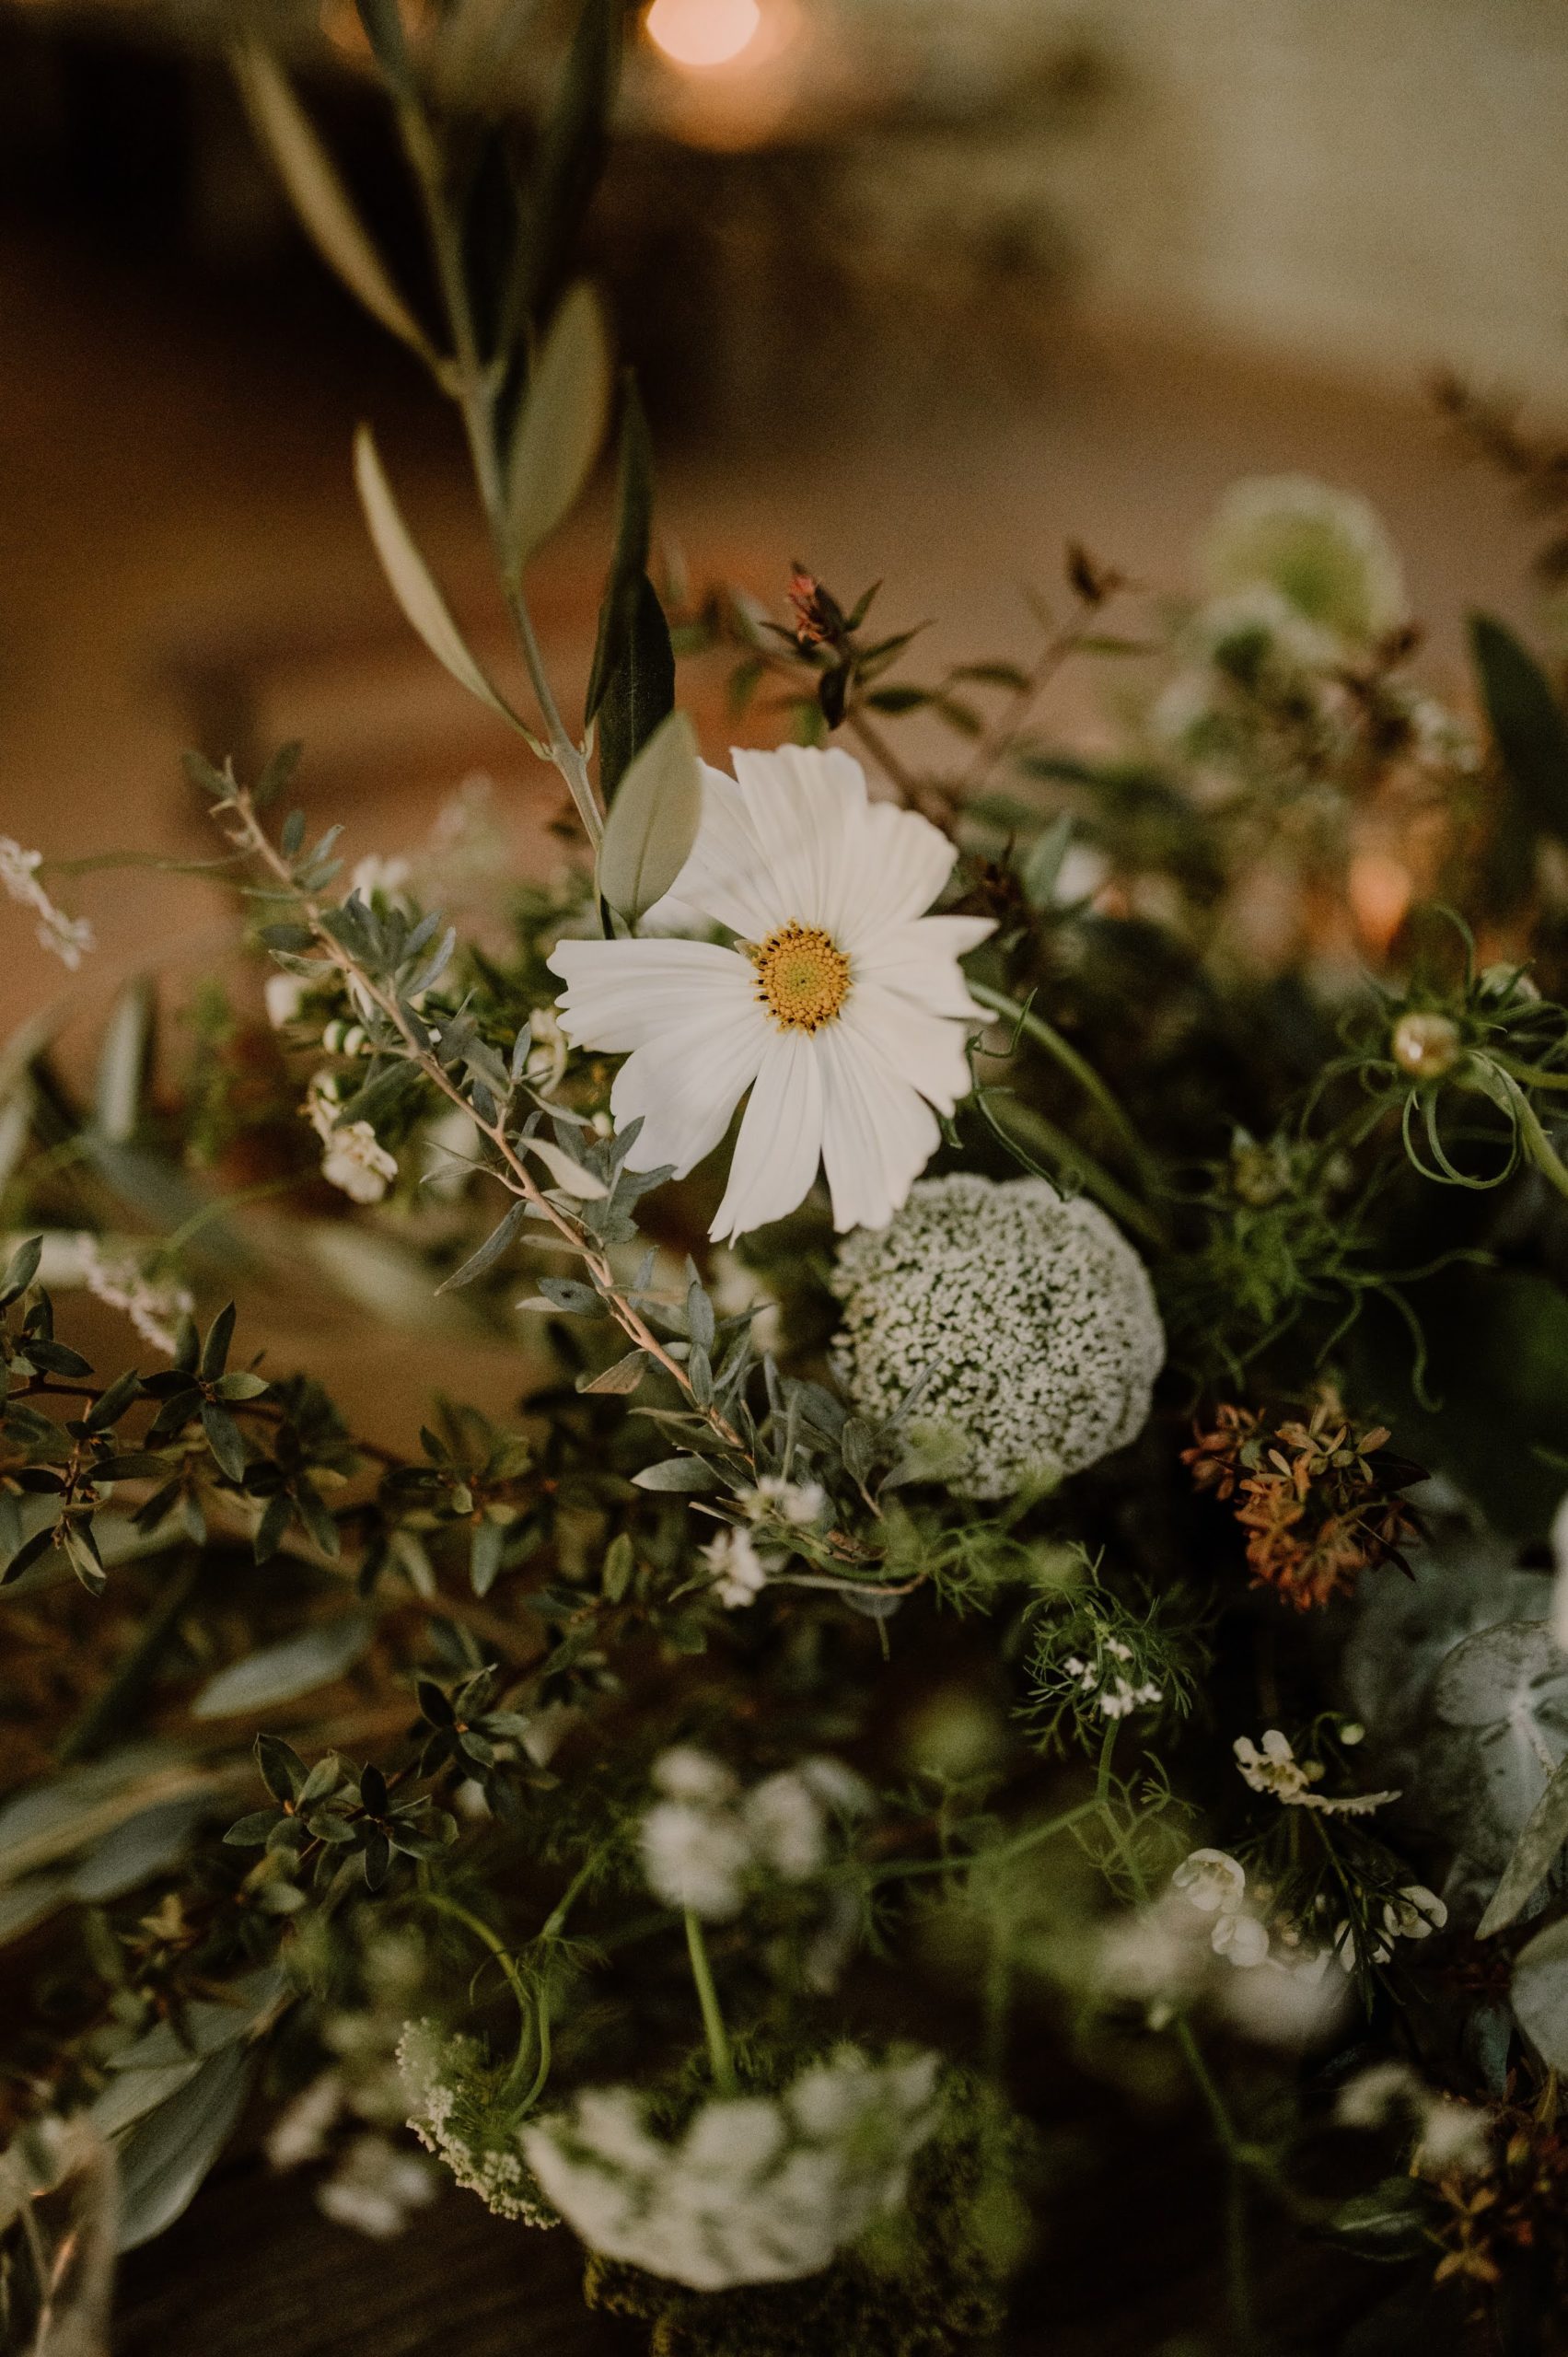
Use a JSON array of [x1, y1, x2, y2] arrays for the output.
[[728, 746, 865, 931], [642, 764, 779, 940], [825, 796, 958, 947], [610, 1003, 767, 1178], [549, 937, 753, 1053], [842, 985, 973, 1116], [710, 1028, 826, 1241], [815, 1026, 940, 1232], [857, 915, 995, 1016]]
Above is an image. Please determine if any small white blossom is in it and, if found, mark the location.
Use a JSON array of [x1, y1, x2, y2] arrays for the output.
[[1172, 1848, 1248, 1916], [1210, 1910, 1270, 1968], [521, 1006, 568, 1096], [522, 2049, 940, 2292], [1333, 1920, 1393, 1972], [831, 1174, 1164, 1501], [743, 1772, 827, 1881], [306, 1075, 397, 1204], [0, 838, 94, 970], [701, 1524, 770, 1609], [1383, 1885, 1447, 1942], [264, 971, 312, 1028], [350, 854, 412, 905], [745, 1474, 826, 1528], [75, 1235, 193, 1358], [653, 1747, 740, 1806], [1335, 2060, 1493, 2181]]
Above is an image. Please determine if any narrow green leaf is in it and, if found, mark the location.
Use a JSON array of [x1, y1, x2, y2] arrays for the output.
[[578, 1350, 648, 1396], [233, 45, 435, 363], [527, 1136, 610, 1200], [586, 377, 654, 720], [1470, 611, 1568, 841], [507, 282, 612, 563], [354, 425, 514, 721], [631, 1456, 722, 1493], [598, 574, 676, 799], [596, 709, 703, 923]]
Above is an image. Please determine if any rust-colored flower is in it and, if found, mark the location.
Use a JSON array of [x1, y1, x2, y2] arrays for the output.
[[1183, 1387, 1419, 1609]]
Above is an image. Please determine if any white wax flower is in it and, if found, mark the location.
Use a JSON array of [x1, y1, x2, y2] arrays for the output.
[[701, 1524, 771, 1608], [830, 1173, 1164, 1500], [549, 746, 993, 1240], [1234, 1729, 1398, 1817], [306, 1074, 397, 1204], [1171, 1848, 1248, 1916], [522, 2049, 940, 2292]]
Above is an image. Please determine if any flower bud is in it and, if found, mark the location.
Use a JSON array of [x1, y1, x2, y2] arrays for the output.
[[1390, 1009, 1461, 1080]]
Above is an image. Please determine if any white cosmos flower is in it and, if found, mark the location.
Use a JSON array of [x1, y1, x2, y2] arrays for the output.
[[548, 747, 993, 1241]]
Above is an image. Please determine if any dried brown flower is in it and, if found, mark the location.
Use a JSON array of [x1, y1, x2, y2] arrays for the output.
[[1432, 2084, 1568, 2294], [1182, 1387, 1420, 1609]]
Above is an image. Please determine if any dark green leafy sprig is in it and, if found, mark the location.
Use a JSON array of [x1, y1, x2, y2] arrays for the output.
[[226, 1733, 457, 1897]]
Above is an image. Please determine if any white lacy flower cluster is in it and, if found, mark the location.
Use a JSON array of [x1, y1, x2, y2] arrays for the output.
[[305, 1074, 398, 1205], [1234, 1728, 1400, 1817], [0, 838, 94, 970], [521, 2047, 942, 2292], [1059, 1633, 1163, 1722], [639, 1747, 868, 1921], [396, 2020, 555, 2226], [830, 1173, 1164, 1501], [74, 1235, 193, 1358]]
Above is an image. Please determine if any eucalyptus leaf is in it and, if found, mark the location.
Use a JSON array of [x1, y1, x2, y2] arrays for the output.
[[114, 2041, 253, 2252], [354, 426, 513, 721], [1430, 1618, 1568, 1869], [192, 1611, 374, 1719], [234, 47, 435, 364], [1478, 1751, 1568, 1935], [596, 709, 703, 923], [1512, 1913, 1568, 2071], [507, 282, 612, 562]]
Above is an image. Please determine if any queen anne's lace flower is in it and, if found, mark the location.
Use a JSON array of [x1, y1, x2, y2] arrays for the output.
[[638, 1749, 867, 1920], [549, 746, 993, 1240], [830, 1173, 1164, 1500], [522, 2048, 941, 2291], [397, 2021, 556, 2225]]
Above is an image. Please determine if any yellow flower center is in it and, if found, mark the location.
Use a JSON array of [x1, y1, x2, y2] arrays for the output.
[[749, 921, 852, 1033]]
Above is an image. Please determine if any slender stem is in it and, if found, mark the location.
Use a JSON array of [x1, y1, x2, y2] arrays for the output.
[[393, 99, 601, 849], [227, 793, 744, 1455], [974, 1084, 1167, 1249], [970, 981, 1154, 1181], [426, 1891, 531, 2017], [684, 1909, 736, 2093]]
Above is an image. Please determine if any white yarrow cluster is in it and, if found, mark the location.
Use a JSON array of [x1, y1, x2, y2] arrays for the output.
[[521, 2048, 941, 2292], [830, 1174, 1164, 1500], [1061, 1634, 1163, 1721], [638, 1748, 869, 1921], [0, 838, 94, 970]]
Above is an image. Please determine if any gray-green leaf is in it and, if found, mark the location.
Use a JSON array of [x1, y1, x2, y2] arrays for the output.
[[354, 425, 513, 720], [192, 1611, 374, 1719], [1513, 1913, 1568, 2071], [595, 709, 703, 923], [507, 282, 612, 562], [1478, 1751, 1568, 1935]]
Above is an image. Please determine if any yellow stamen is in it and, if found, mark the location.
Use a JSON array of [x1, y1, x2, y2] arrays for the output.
[[749, 921, 851, 1033]]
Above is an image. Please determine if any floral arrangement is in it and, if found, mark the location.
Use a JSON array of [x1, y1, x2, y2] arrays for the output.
[[9, 8, 1568, 2353]]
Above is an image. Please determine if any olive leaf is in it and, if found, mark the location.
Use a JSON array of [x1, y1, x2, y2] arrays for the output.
[[506, 282, 613, 563], [1430, 1618, 1568, 1868], [527, 1136, 610, 1200], [192, 1611, 374, 1720], [595, 709, 703, 923], [354, 425, 513, 721], [233, 47, 435, 366]]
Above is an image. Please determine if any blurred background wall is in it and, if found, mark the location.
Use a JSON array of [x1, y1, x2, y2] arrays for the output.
[[1, 0, 1566, 1039]]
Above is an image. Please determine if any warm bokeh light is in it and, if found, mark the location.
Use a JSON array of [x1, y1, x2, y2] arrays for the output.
[[645, 0, 763, 70]]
